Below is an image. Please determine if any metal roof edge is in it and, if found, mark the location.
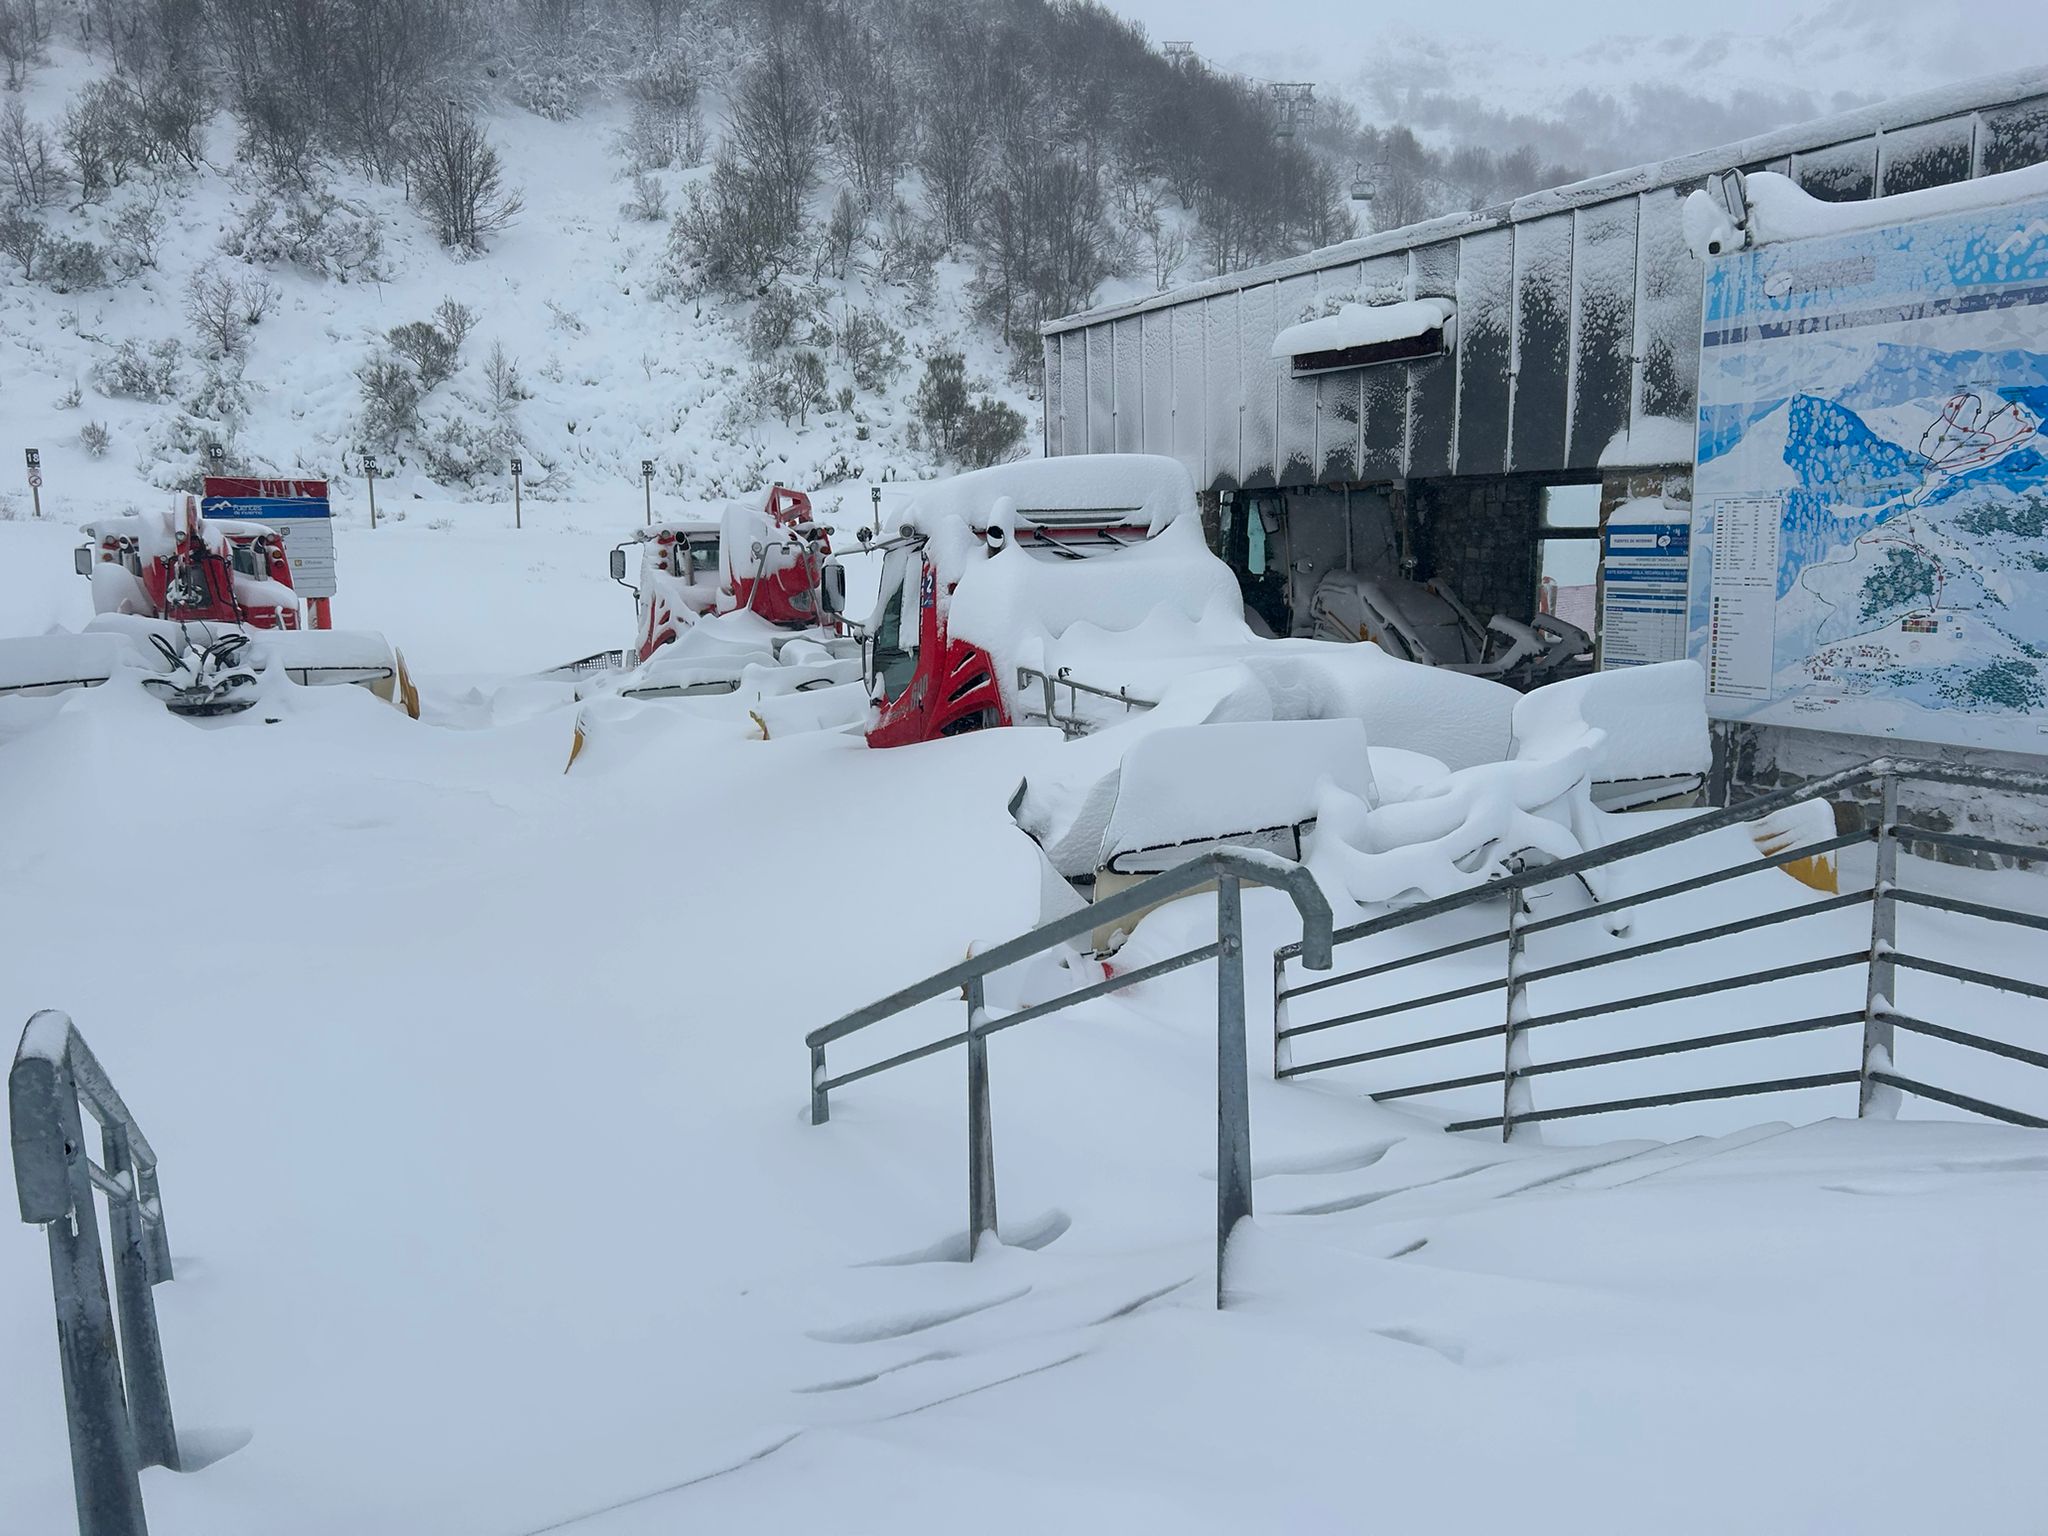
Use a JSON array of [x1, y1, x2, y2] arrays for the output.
[[1041, 64, 2048, 338]]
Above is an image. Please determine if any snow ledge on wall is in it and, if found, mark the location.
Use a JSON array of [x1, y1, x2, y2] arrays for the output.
[[1271, 298, 1456, 360], [1684, 157, 2048, 261]]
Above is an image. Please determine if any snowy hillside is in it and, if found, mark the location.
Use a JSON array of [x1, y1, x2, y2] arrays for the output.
[[0, 38, 1035, 532]]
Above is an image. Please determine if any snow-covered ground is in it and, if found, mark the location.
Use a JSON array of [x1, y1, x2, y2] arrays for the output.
[[3, 506, 2045, 1532]]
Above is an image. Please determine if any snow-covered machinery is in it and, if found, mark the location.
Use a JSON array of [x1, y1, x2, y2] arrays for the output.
[[1308, 569, 1591, 686], [610, 483, 841, 665], [0, 495, 417, 719]]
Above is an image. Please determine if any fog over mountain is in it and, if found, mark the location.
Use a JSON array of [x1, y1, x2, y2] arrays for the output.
[[1105, 0, 2048, 181]]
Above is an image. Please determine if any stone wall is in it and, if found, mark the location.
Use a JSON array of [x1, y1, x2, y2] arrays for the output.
[[1412, 475, 1545, 624]]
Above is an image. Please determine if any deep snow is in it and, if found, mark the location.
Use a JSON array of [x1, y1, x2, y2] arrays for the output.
[[3, 507, 2045, 1534]]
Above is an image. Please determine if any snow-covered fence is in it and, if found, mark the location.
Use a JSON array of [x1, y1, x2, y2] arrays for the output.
[[806, 849, 1334, 1308], [1274, 761, 2048, 1140], [9, 1011, 177, 1536]]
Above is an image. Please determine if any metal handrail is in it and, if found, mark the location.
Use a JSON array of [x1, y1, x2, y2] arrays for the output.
[[807, 848, 1333, 1306], [1272, 761, 2048, 1140], [11, 1011, 179, 1536], [1014, 664, 1157, 737]]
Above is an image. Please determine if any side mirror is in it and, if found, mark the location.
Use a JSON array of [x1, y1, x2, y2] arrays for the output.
[[608, 546, 628, 583], [820, 560, 846, 616], [74, 545, 94, 577]]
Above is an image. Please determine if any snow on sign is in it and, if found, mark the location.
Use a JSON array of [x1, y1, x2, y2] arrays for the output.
[[1686, 193, 2048, 753], [200, 476, 337, 600], [1600, 501, 1690, 669]]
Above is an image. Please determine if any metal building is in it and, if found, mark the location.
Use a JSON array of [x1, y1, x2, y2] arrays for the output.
[[1039, 66, 2048, 793]]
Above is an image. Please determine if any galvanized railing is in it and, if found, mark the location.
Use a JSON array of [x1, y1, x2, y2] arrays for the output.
[[1273, 761, 2048, 1139], [10, 1011, 178, 1536], [807, 849, 1333, 1305], [1014, 664, 1157, 738]]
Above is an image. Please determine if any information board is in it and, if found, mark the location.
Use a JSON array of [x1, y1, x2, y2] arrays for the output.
[[1599, 502, 1691, 669], [1686, 192, 2048, 753], [200, 477, 336, 600]]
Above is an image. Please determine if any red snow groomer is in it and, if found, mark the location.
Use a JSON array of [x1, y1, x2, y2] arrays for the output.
[[612, 483, 839, 662], [79, 494, 304, 630]]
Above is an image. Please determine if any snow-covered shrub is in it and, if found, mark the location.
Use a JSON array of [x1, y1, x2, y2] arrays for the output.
[[358, 354, 421, 447], [619, 48, 704, 171], [623, 172, 668, 223], [80, 419, 111, 457], [220, 189, 384, 281], [387, 321, 459, 391], [664, 149, 798, 299], [419, 408, 514, 486], [110, 194, 166, 272], [234, 80, 320, 193], [0, 209, 43, 277], [747, 284, 811, 360], [910, 350, 1024, 468], [41, 235, 108, 292], [238, 274, 278, 326], [822, 189, 863, 280], [55, 379, 80, 408], [744, 349, 828, 428], [91, 337, 180, 401], [838, 308, 905, 392], [957, 398, 1027, 468], [184, 267, 246, 356], [131, 70, 208, 173], [435, 298, 478, 351]]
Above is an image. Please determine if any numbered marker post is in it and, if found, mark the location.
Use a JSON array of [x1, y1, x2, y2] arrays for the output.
[[24, 447, 41, 520], [363, 453, 380, 530], [641, 459, 655, 527], [510, 457, 523, 530]]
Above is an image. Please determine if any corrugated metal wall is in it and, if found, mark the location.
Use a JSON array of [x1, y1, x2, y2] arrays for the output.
[[1042, 79, 2048, 493]]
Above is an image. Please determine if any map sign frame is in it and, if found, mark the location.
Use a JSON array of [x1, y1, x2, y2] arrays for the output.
[[1686, 191, 2048, 755]]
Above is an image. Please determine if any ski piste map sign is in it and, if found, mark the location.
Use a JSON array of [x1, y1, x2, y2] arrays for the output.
[[1686, 191, 2048, 754], [200, 477, 336, 599]]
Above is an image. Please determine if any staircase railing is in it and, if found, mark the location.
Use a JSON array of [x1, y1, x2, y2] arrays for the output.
[[1272, 760, 2048, 1139], [10, 1011, 178, 1536], [806, 849, 1333, 1306]]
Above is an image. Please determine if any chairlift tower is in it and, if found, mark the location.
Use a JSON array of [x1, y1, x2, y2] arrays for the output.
[[1162, 39, 1194, 62]]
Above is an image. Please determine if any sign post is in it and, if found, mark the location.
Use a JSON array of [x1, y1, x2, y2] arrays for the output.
[[363, 454, 379, 531], [206, 443, 225, 473], [869, 484, 881, 541], [509, 456, 523, 530], [641, 459, 654, 527], [24, 447, 41, 520]]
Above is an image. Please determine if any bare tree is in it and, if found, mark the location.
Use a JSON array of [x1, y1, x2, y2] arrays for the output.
[[184, 266, 246, 357], [726, 51, 820, 233], [0, 208, 43, 277], [403, 102, 523, 252], [2, 99, 60, 207]]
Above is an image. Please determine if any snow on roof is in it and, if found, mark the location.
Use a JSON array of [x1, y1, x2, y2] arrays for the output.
[[1511, 659, 1709, 783], [1746, 158, 2048, 242], [1270, 299, 1455, 360]]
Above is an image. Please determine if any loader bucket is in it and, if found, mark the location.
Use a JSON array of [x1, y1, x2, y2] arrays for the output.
[[1748, 799, 1841, 894]]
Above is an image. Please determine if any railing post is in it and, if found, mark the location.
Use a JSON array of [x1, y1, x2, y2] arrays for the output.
[[101, 1123, 177, 1471], [809, 1044, 830, 1125], [965, 976, 998, 1256], [1861, 774, 1901, 1119], [1500, 870, 1531, 1142], [39, 1066, 150, 1536], [1215, 873, 1253, 1308], [1271, 948, 1291, 1078]]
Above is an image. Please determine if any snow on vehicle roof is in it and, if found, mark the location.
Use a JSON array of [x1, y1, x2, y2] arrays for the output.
[[897, 454, 1198, 538], [1270, 298, 1455, 360], [1511, 658, 1708, 783]]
